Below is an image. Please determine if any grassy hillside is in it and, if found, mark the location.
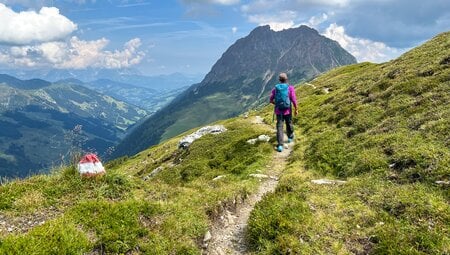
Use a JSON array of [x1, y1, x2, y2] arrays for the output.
[[0, 117, 274, 254], [247, 32, 449, 254]]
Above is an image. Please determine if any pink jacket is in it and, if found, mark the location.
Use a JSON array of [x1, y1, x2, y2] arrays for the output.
[[270, 84, 297, 115]]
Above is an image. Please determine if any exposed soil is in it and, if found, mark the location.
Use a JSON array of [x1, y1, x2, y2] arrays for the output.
[[0, 206, 61, 236]]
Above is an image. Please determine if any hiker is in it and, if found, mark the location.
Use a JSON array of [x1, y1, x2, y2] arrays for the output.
[[270, 72, 298, 152]]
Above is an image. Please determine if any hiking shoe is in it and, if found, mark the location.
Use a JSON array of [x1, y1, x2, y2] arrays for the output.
[[288, 135, 294, 143], [277, 145, 283, 152]]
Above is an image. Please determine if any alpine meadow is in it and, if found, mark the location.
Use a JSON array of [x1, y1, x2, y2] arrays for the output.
[[0, 28, 448, 255]]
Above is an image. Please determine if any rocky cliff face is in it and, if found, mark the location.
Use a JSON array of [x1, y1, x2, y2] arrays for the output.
[[113, 25, 356, 158]]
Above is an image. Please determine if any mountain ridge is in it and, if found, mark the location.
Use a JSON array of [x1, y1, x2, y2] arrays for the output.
[[3, 68, 203, 92], [0, 74, 51, 90]]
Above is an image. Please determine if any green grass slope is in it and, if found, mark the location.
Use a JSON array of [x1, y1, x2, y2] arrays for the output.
[[247, 32, 450, 254], [0, 117, 274, 254]]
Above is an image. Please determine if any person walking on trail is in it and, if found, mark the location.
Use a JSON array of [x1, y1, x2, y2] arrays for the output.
[[270, 73, 298, 152]]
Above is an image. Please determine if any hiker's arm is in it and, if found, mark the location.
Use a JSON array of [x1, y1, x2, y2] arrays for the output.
[[289, 86, 298, 115], [270, 89, 275, 104]]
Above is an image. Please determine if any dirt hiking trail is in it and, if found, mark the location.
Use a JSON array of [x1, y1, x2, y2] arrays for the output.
[[205, 116, 292, 255]]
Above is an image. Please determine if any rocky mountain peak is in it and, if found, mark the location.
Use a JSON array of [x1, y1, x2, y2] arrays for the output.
[[202, 25, 356, 85]]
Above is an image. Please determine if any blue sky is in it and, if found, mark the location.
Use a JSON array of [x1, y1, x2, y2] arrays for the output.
[[0, 0, 449, 75]]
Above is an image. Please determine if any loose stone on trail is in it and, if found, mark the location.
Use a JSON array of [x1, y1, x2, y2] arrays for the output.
[[143, 166, 163, 180], [311, 179, 347, 185], [246, 134, 271, 145], [251, 116, 265, 124], [249, 174, 278, 180], [179, 125, 227, 149], [213, 175, 227, 181]]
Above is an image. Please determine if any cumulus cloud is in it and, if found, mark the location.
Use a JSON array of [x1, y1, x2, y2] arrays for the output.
[[0, 4, 77, 45], [324, 23, 402, 63], [240, 0, 336, 31], [0, 37, 145, 69], [305, 13, 328, 27], [246, 10, 298, 31]]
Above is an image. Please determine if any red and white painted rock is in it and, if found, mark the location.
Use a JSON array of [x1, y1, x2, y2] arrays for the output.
[[77, 153, 105, 177]]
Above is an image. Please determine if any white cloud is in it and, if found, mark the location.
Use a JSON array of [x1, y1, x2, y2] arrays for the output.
[[0, 4, 77, 45], [211, 0, 239, 4], [184, 0, 239, 5], [301, 0, 349, 7], [232, 27, 238, 34], [0, 0, 98, 7], [103, 38, 144, 68], [0, 37, 145, 69], [240, 0, 339, 31], [247, 10, 298, 31], [57, 37, 109, 69], [305, 13, 328, 27], [324, 23, 403, 63]]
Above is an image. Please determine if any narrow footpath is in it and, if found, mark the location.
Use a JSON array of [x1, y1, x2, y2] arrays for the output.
[[205, 116, 292, 255]]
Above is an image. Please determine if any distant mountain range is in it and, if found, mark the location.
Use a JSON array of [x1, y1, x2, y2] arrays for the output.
[[4, 68, 203, 92], [0, 69, 201, 178], [112, 25, 357, 158], [62, 78, 189, 114], [0, 74, 148, 178]]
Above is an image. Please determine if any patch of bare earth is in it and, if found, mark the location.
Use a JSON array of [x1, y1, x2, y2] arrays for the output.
[[0, 207, 61, 236]]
